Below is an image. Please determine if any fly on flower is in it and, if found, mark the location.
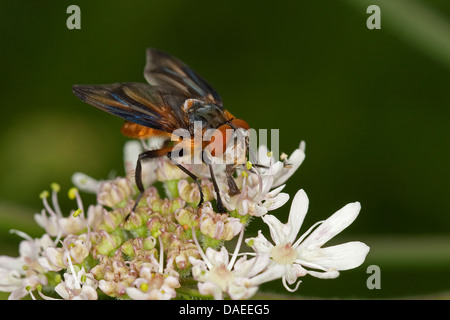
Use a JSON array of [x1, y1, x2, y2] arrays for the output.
[[72, 48, 250, 213]]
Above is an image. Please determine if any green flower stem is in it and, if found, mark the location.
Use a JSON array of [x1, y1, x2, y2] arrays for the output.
[[176, 280, 212, 300]]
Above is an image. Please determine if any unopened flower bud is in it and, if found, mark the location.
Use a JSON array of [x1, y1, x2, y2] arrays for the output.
[[174, 206, 198, 229], [94, 229, 126, 256], [148, 197, 185, 216], [156, 157, 188, 181], [98, 208, 125, 232], [167, 239, 200, 270], [98, 177, 134, 208], [178, 179, 214, 205], [199, 203, 242, 240]]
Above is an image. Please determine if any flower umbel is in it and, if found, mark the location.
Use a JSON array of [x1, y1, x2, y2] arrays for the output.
[[0, 137, 370, 300]]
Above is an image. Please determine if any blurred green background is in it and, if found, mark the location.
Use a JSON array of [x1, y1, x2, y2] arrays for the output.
[[1, 0, 449, 299]]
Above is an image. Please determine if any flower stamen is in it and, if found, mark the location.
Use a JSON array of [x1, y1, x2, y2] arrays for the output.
[[68, 187, 85, 216], [227, 225, 245, 271], [51, 183, 63, 217], [60, 240, 81, 290], [158, 236, 164, 274], [40, 190, 58, 217]]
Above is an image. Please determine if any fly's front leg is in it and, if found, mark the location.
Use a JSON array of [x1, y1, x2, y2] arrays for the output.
[[201, 150, 227, 213], [208, 164, 227, 213], [167, 151, 205, 209]]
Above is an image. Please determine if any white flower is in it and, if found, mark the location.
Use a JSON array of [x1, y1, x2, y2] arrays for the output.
[[55, 267, 98, 300], [256, 141, 306, 188], [246, 189, 370, 291], [0, 231, 54, 300], [0, 257, 23, 294], [221, 173, 289, 217], [124, 235, 181, 300], [126, 262, 180, 300], [220, 141, 305, 217], [34, 186, 87, 237], [38, 232, 94, 274], [125, 243, 181, 300], [0, 128, 369, 300], [188, 226, 280, 300], [189, 246, 269, 300], [34, 209, 86, 238]]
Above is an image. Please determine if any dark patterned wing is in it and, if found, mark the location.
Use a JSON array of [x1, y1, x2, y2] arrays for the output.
[[144, 48, 223, 108], [72, 82, 190, 132]]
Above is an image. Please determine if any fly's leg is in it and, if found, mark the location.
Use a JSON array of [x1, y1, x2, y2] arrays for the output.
[[124, 147, 172, 222], [167, 151, 205, 209], [225, 164, 240, 196], [208, 164, 227, 213]]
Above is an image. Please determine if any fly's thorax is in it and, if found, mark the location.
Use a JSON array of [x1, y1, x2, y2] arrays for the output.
[[169, 100, 250, 165], [188, 101, 230, 131]]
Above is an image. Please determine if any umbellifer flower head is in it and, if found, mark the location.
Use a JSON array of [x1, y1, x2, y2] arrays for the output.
[[0, 136, 370, 300]]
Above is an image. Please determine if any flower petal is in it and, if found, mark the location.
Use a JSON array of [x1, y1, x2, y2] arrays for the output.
[[262, 214, 290, 245], [54, 283, 70, 300], [304, 241, 370, 271], [71, 172, 101, 194], [7, 286, 28, 300], [123, 140, 142, 175], [198, 281, 223, 300], [228, 281, 259, 300], [263, 192, 289, 211], [234, 253, 271, 278], [267, 184, 286, 197], [272, 143, 306, 188], [285, 263, 307, 284], [205, 247, 229, 267], [257, 145, 270, 166], [248, 263, 286, 286], [300, 201, 361, 248], [124, 140, 157, 186], [259, 174, 274, 194], [245, 230, 273, 254], [0, 256, 23, 273], [0, 271, 22, 291], [286, 189, 309, 244], [307, 269, 340, 279]]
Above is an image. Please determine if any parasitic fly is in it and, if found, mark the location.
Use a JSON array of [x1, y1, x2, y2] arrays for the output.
[[72, 48, 250, 213]]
